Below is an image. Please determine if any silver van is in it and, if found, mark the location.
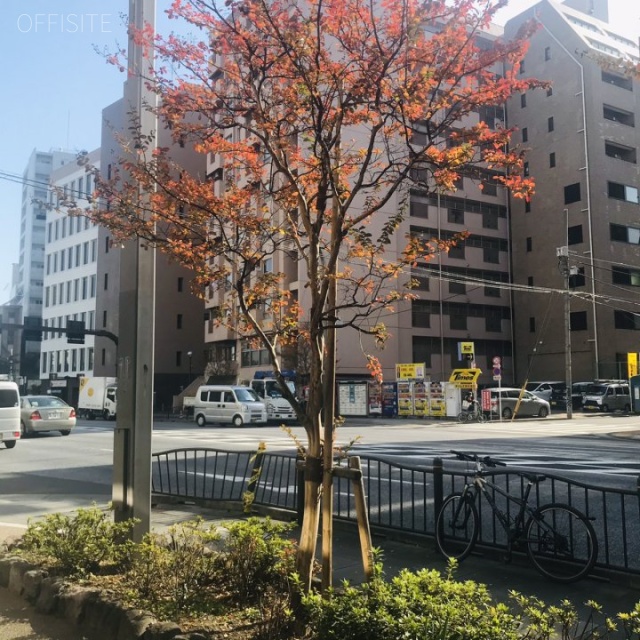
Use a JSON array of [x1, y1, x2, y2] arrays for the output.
[[193, 385, 267, 427], [582, 383, 631, 413], [0, 380, 21, 449], [486, 387, 550, 419]]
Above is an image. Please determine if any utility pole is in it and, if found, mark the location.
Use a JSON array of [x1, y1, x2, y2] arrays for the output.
[[112, 0, 157, 541], [557, 246, 573, 419]]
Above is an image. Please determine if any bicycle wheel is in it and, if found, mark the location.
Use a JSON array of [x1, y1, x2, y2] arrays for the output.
[[435, 493, 479, 561], [477, 411, 488, 423], [457, 411, 468, 423], [525, 503, 598, 583]]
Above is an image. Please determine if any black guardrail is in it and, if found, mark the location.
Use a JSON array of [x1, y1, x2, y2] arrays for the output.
[[151, 448, 640, 575]]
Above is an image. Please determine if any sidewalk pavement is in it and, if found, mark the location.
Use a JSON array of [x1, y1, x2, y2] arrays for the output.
[[1, 502, 640, 639]]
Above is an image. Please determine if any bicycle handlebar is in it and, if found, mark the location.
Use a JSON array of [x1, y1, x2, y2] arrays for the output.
[[450, 450, 507, 468]]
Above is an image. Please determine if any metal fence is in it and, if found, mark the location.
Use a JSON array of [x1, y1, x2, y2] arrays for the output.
[[151, 448, 640, 575]]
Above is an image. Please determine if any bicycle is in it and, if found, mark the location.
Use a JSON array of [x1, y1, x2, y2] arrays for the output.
[[457, 406, 487, 423], [435, 450, 598, 583]]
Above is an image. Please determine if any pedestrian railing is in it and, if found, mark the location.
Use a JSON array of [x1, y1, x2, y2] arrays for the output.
[[151, 448, 640, 575]]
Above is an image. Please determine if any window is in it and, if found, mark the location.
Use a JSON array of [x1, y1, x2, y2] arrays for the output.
[[544, 46, 551, 61], [448, 243, 465, 259], [567, 225, 583, 245], [547, 86, 553, 97], [547, 116, 554, 132], [520, 93, 527, 108], [615, 311, 640, 329], [569, 267, 585, 288], [105, 236, 110, 253], [611, 223, 640, 244], [83, 242, 89, 264], [104, 273, 108, 290], [82, 277, 88, 300], [603, 104, 635, 126], [103, 310, 107, 328], [523, 162, 529, 176], [522, 127, 528, 142], [483, 247, 499, 263], [527, 276, 534, 286], [411, 302, 431, 328], [549, 152, 556, 168], [525, 200, 531, 213], [529, 317, 536, 332], [482, 209, 498, 229], [450, 314, 467, 331], [482, 180, 497, 196], [412, 337, 433, 368], [613, 267, 640, 286], [177, 314, 183, 329], [519, 60, 525, 74], [602, 70, 632, 91], [448, 208, 464, 224], [177, 277, 184, 292], [608, 181, 639, 203], [564, 183, 581, 204], [570, 311, 587, 331], [241, 341, 270, 366], [449, 281, 466, 295], [605, 141, 637, 163], [176, 351, 182, 367], [526, 237, 532, 252], [485, 285, 500, 297], [90, 275, 96, 298], [410, 201, 429, 218], [486, 315, 501, 332]]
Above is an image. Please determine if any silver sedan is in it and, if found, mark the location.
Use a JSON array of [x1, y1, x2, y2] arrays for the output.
[[20, 395, 76, 437]]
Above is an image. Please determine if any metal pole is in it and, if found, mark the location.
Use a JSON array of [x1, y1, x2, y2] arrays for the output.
[[112, 0, 157, 541], [558, 247, 573, 419]]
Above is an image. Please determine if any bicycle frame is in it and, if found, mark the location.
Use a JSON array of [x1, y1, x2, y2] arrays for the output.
[[461, 472, 538, 550]]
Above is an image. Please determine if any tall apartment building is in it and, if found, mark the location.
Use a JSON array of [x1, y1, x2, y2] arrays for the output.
[[96, 99, 207, 410], [505, 0, 640, 383], [204, 23, 515, 388], [17, 149, 76, 387], [40, 149, 101, 405]]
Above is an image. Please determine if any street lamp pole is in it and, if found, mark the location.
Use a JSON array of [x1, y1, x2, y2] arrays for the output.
[[557, 246, 573, 419], [188, 351, 193, 384]]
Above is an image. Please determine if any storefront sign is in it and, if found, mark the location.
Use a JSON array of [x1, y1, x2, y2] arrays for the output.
[[395, 363, 425, 380], [448, 368, 481, 389]]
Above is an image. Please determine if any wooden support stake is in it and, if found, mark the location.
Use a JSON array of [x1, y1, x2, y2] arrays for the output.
[[349, 456, 374, 580]]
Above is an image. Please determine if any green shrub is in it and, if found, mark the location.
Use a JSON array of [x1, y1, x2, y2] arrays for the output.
[[218, 517, 297, 604], [120, 517, 223, 621], [304, 561, 521, 640], [18, 503, 136, 576]]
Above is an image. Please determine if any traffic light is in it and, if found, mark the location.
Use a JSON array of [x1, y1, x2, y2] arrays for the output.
[[66, 320, 86, 344], [23, 316, 42, 342]]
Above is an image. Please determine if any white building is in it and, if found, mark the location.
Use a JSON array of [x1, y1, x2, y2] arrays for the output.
[[41, 149, 101, 402]]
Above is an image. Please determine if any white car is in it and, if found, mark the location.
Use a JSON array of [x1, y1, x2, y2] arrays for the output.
[[524, 381, 565, 402]]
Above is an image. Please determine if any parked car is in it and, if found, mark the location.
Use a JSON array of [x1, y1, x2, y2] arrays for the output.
[[193, 385, 267, 427], [524, 381, 565, 402], [486, 387, 550, 419], [20, 395, 76, 437], [582, 382, 631, 413], [549, 381, 593, 411]]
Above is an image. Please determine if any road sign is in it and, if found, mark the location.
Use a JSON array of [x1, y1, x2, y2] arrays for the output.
[[493, 367, 501, 376], [493, 375, 502, 381], [492, 356, 501, 366]]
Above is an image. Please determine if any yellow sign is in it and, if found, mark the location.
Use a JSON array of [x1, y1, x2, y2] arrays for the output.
[[448, 368, 482, 389], [395, 363, 425, 380], [460, 342, 475, 355], [628, 352, 638, 379]]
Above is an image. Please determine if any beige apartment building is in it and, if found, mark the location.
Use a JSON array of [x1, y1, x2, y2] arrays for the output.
[[203, 24, 516, 390], [505, 0, 640, 383]]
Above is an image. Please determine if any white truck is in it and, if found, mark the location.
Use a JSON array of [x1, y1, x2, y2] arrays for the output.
[[78, 377, 117, 420], [250, 374, 297, 423]]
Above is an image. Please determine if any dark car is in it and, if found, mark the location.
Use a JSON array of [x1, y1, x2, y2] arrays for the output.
[[549, 382, 593, 411]]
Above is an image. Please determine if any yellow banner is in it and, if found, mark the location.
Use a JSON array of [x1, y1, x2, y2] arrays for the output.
[[460, 341, 475, 355], [395, 363, 425, 380], [628, 352, 638, 379], [448, 368, 482, 388]]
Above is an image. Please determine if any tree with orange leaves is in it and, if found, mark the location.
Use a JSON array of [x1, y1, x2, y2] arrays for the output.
[[72, 0, 544, 592]]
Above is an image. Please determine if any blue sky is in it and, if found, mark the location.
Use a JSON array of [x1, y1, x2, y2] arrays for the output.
[[0, 0, 637, 302]]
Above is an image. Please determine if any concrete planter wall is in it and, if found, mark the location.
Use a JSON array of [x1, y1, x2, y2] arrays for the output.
[[0, 554, 209, 640]]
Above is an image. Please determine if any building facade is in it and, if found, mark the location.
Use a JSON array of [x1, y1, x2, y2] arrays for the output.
[[505, 0, 640, 383], [40, 149, 101, 405]]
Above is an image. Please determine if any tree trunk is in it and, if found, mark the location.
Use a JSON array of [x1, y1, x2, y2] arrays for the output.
[[296, 454, 322, 592]]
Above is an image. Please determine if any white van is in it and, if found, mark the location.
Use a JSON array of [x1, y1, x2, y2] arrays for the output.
[[0, 381, 21, 449], [193, 385, 267, 427]]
